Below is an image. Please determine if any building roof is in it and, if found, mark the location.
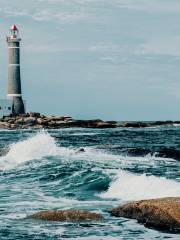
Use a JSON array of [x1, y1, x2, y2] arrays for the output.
[[10, 25, 18, 31]]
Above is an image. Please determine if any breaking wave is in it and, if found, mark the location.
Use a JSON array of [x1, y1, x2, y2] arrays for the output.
[[0, 131, 177, 171], [0, 131, 60, 170], [100, 170, 180, 201]]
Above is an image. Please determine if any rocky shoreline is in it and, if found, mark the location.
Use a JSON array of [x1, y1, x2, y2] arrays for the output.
[[0, 112, 180, 129], [29, 197, 180, 233], [0, 112, 117, 129]]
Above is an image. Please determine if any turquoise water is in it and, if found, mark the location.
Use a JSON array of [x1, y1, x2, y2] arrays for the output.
[[0, 127, 179, 239]]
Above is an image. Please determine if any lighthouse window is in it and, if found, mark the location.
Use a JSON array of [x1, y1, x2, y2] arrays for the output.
[[8, 107, 11, 110], [0, 107, 1, 110]]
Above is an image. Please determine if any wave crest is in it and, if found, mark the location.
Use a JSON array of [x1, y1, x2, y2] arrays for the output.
[[100, 170, 180, 201], [0, 131, 60, 170]]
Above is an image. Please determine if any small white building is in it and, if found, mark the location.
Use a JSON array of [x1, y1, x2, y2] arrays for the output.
[[0, 99, 13, 118]]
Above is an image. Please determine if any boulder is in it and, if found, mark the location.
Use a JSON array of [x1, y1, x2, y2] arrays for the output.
[[36, 118, 48, 126], [92, 122, 117, 128], [29, 112, 41, 118], [15, 118, 24, 124], [46, 116, 65, 121], [123, 122, 149, 128], [0, 122, 10, 129], [10, 124, 19, 129], [32, 125, 44, 129], [29, 209, 103, 222], [63, 116, 73, 121], [152, 121, 173, 126], [110, 197, 180, 233], [24, 117, 37, 126], [48, 121, 58, 128]]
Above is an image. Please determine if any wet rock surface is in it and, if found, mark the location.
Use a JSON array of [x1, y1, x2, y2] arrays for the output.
[[110, 197, 180, 233], [30, 209, 103, 222]]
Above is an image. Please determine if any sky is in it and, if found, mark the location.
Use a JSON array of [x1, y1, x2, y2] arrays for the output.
[[0, 0, 180, 120]]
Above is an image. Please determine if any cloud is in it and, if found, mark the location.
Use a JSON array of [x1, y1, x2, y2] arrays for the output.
[[0, 0, 91, 23], [111, 0, 180, 13], [32, 9, 89, 22], [140, 37, 180, 56]]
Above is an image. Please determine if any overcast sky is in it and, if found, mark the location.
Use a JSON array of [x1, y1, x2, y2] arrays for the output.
[[0, 0, 180, 120]]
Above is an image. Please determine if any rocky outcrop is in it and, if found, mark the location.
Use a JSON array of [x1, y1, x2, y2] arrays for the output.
[[30, 209, 103, 222], [0, 112, 180, 130], [0, 113, 118, 129], [110, 197, 180, 233], [122, 122, 149, 128]]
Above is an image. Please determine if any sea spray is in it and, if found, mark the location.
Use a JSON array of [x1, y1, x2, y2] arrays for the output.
[[0, 130, 177, 171], [100, 170, 180, 201], [0, 131, 59, 170]]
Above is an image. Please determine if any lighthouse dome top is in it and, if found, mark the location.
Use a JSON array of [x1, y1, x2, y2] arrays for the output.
[[7, 25, 21, 42], [10, 25, 18, 31]]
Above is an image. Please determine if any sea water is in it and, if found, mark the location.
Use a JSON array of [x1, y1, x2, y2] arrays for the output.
[[0, 127, 179, 239]]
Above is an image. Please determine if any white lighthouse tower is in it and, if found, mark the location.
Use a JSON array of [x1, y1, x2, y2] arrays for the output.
[[0, 25, 26, 118], [7, 25, 25, 114]]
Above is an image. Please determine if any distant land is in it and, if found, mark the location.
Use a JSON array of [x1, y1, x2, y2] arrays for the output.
[[0, 112, 180, 130]]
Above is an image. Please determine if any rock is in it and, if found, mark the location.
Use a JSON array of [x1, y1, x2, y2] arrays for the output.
[[156, 148, 180, 161], [7, 119, 15, 124], [10, 124, 19, 129], [21, 124, 29, 129], [29, 112, 41, 118], [152, 121, 173, 126], [36, 118, 48, 126], [3, 116, 12, 121], [0, 122, 11, 129], [24, 117, 37, 126], [110, 197, 180, 233], [32, 125, 44, 129], [15, 118, 24, 124], [46, 116, 65, 121], [93, 122, 117, 128], [123, 122, 149, 128], [63, 116, 73, 121], [48, 121, 57, 128], [76, 148, 85, 153], [65, 119, 117, 128], [29, 210, 103, 222]]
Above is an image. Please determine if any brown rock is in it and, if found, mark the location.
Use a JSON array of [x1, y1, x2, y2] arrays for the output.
[[0, 122, 11, 129], [15, 118, 24, 124], [24, 117, 37, 126], [30, 209, 103, 222], [110, 197, 180, 233], [32, 125, 44, 129], [93, 122, 117, 128], [46, 116, 65, 121], [123, 122, 149, 128], [10, 124, 19, 129], [29, 112, 41, 118], [37, 118, 48, 126]]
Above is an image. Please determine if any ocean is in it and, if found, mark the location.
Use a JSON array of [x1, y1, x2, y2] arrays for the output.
[[0, 127, 179, 239]]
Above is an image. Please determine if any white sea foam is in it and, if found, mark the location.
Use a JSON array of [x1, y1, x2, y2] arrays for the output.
[[100, 170, 180, 201], [0, 131, 61, 170], [0, 131, 176, 170], [173, 124, 180, 127], [69, 132, 97, 136], [0, 131, 179, 205]]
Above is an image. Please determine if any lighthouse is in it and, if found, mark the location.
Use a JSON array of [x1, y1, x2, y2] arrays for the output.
[[6, 25, 25, 115]]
